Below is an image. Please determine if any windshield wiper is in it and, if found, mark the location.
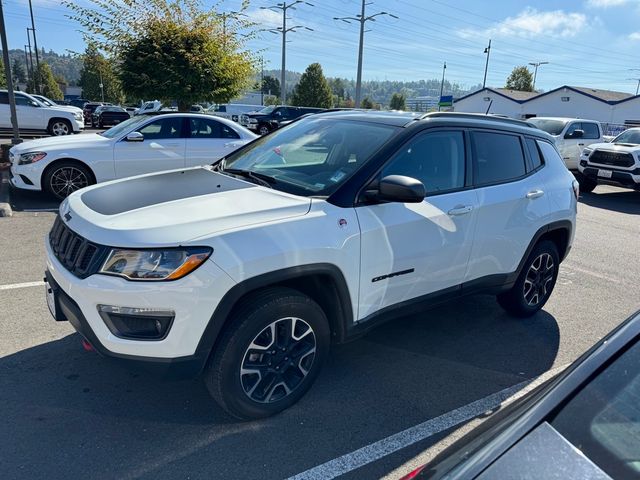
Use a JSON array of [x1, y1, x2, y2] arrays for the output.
[[223, 168, 277, 188]]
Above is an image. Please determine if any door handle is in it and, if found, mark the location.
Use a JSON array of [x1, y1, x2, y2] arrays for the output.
[[447, 205, 473, 216], [578, 143, 585, 146], [526, 189, 545, 199]]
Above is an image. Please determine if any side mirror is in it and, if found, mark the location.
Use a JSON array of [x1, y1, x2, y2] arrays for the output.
[[371, 175, 426, 203], [125, 132, 144, 142], [30, 101, 40, 107], [565, 129, 584, 139]]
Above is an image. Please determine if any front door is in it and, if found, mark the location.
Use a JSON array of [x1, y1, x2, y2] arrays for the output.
[[114, 116, 187, 178], [15, 94, 44, 130], [356, 130, 478, 320]]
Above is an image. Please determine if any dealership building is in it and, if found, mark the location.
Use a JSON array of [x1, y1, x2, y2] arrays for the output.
[[453, 85, 640, 128]]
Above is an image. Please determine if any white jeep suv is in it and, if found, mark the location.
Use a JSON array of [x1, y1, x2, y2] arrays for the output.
[[44, 112, 578, 419]]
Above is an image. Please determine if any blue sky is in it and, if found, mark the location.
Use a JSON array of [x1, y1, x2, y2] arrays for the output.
[[5, 0, 640, 93]]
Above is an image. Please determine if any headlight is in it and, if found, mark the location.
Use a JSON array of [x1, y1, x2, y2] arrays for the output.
[[18, 152, 47, 165], [74, 112, 83, 120], [99, 247, 212, 281], [582, 147, 593, 157], [248, 118, 258, 124]]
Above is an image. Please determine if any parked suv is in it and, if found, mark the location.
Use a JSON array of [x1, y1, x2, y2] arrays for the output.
[[578, 127, 640, 192], [44, 112, 577, 419], [0, 90, 84, 136], [241, 105, 324, 135], [529, 117, 603, 172]]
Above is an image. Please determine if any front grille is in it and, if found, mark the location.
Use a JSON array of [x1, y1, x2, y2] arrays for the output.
[[49, 216, 106, 278], [589, 150, 635, 168]]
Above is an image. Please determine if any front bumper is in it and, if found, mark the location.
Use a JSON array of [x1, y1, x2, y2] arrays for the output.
[[45, 238, 236, 377], [579, 162, 640, 188], [9, 163, 41, 191]]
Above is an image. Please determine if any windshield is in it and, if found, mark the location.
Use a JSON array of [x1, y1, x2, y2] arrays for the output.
[[34, 95, 54, 106], [257, 106, 276, 114], [222, 117, 398, 196], [99, 116, 149, 139], [612, 129, 640, 145], [529, 119, 568, 136]]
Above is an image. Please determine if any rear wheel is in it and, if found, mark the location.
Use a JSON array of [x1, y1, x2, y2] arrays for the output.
[[43, 161, 94, 199], [204, 288, 330, 420], [576, 174, 597, 193], [497, 240, 559, 318]]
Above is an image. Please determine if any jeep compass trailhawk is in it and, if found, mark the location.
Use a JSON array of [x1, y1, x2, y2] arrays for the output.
[[44, 111, 578, 419]]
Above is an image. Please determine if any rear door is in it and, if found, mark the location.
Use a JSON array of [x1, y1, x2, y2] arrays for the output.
[[356, 129, 479, 319], [465, 130, 550, 283], [0, 92, 9, 128], [185, 116, 242, 167], [113, 116, 187, 178]]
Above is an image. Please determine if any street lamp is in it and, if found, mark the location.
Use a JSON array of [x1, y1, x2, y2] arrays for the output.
[[529, 61, 549, 91]]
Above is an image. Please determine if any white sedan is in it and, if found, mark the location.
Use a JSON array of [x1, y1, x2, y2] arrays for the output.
[[9, 113, 258, 199]]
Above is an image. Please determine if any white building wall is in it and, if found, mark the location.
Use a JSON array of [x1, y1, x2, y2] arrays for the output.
[[453, 93, 522, 118], [608, 97, 640, 124], [522, 89, 612, 122]]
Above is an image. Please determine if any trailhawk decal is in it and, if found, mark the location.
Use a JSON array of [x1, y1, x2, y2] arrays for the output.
[[371, 268, 415, 283]]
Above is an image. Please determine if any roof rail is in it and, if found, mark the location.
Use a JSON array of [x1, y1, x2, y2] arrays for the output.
[[419, 112, 536, 128]]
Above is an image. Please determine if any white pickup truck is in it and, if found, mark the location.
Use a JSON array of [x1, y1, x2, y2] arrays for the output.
[[529, 117, 604, 172]]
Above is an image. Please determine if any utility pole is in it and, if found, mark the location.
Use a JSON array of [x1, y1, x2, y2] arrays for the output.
[[261, 1, 314, 105], [529, 61, 548, 91], [260, 58, 265, 106], [99, 70, 104, 102], [24, 45, 32, 87], [26, 30, 34, 91], [334, 1, 398, 108], [483, 39, 491, 89], [439, 61, 446, 112], [1, 0, 21, 145], [28, 0, 40, 94], [220, 10, 247, 49], [627, 78, 640, 96]]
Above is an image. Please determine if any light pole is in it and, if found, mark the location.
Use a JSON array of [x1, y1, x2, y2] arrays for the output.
[[483, 39, 491, 89], [27, 0, 40, 94], [529, 61, 548, 91], [334, 1, 398, 108], [1, 0, 21, 145], [24, 44, 32, 88], [99, 70, 104, 102], [261, 1, 314, 105], [627, 78, 640, 96], [439, 61, 446, 111], [219, 10, 247, 50], [26, 29, 35, 90]]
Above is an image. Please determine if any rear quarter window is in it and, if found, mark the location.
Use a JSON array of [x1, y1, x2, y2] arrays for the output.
[[472, 131, 526, 185], [537, 140, 564, 167], [525, 138, 544, 171]]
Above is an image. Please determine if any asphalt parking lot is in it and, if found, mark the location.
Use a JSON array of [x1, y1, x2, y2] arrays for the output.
[[1, 184, 640, 479]]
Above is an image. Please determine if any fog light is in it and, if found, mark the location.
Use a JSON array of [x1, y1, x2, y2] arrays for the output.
[[97, 305, 175, 340]]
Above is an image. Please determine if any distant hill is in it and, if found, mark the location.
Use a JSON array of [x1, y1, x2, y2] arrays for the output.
[[3, 49, 82, 85]]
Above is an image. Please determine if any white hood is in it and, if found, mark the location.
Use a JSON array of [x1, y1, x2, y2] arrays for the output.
[[61, 167, 312, 247], [11, 133, 111, 154], [587, 142, 640, 152]]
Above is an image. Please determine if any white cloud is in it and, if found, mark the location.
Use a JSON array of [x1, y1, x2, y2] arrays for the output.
[[459, 8, 589, 39], [629, 31, 640, 40], [586, 0, 631, 8], [245, 8, 282, 30]]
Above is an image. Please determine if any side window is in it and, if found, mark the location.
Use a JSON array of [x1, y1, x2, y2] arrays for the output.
[[14, 95, 32, 106], [0, 92, 8, 105], [472, 131, 526, 185], [525, 138, 544, 171], [581, 122, 600, 139], [189, 118, 239, 139], [382, 130, 466, 194], [137, 117, 183, 140], [537, 140, 563, 166]]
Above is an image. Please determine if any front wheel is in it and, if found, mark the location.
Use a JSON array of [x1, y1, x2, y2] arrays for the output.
[[576, 173, 597, 193], [43, 161, 94, 200], [204, 288, 330, 420], [49, 119, 72, 136], [497, 240, 559, 318], [258, 124, 271, 136]]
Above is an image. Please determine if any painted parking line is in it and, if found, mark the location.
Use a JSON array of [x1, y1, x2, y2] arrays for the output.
[[286, 364, 569, 480], [0, 281, 43, 291]]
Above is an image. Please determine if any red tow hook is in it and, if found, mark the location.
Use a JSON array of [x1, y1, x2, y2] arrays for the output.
[[81, 338, 94, 352]]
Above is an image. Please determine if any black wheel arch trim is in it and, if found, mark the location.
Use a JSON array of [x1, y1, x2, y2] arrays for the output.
[[194, 263, 354, 363], [42, 158, 97, 186]]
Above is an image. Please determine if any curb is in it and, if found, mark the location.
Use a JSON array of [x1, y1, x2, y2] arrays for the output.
[[0, 169, 13, 217]]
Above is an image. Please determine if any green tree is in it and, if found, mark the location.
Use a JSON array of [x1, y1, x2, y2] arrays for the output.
[[389, 92, 406, 110], [505, 66, 534, 92], [361, 97, 374, 109], [64, 0, 257, 109], [261, 75, 280, 98], [79, 44, 123, 103], [0, 59, 6, 88], [32, 63, 63, 99], [11, 58, 26, 84], [290, 63, 333, 108]]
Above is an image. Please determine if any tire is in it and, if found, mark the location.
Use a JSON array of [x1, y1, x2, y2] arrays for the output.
[[48, 119, 72, 136], [98, 121, 103, 129], [258, 124, 271, 136], [577, 174, 597, 193], [43, 161, 94, 200], [204, 287, 330, 420], [497, 240, 560, 318]]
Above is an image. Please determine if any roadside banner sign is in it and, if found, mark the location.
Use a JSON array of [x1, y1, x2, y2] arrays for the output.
[[439, 95, 453, 107]]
